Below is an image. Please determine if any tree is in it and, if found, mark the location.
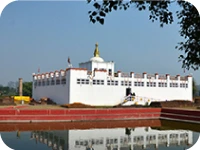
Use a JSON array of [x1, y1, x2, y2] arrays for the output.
[[193, 79, 198, 97], [87, 0, 200, 71], [0, 84, 17, 96], [22, 82, 32, 97], [7, 81, 16, 89]]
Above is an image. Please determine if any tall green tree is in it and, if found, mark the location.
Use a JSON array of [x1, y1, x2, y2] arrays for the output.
[[87, 0, 200, 71], [22, 82, 32, 97]]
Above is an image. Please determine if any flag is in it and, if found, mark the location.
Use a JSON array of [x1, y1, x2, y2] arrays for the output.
[[68, 57, 71, 64]]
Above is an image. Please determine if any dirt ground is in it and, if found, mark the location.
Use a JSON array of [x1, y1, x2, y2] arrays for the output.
[[1, 98, 200, 110], [19, 105, 66, 109], [0, 104, 66, 110]]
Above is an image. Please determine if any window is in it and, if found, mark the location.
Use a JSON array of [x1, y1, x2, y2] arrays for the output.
[[42, 80, 45, 86], [61, 78, 66, 84], [86, 79, 89, 84], [180, 83, 183, 88], [81, 79, 85, 84], [134, 82, 137, 86], [46, 80, 50, 86], [121, 81, 131, 86], [180, 83, 188, 88], [38, 81, 41, 86], [101, 80, 104, 85], [77, 78, 90, 85], [93, 80, 96, 85], [77, 79, 80, 84], [158, 82, 167, 87], [56, 79, 60, 85], [134, 82, 144, 87], [51, 79, 55, 85], [97, 80, 100, 85], [147, 82, 156, 87], [170, 83, 178, 88], [107, 80, 117, 86], [34, 82, 37, 87], [124, 81, 128, 86]]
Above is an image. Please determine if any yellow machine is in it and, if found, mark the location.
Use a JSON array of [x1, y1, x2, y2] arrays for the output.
[[13, 96, 31, 102]]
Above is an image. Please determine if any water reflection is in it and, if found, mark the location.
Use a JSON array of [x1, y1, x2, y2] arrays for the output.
[[30, 127, 193, 150]]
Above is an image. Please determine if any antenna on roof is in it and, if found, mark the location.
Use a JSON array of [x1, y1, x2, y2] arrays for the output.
[[68, 57, 72, 68]]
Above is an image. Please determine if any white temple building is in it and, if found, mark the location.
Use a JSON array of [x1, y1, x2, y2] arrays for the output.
[[32, 43, 193, 106]]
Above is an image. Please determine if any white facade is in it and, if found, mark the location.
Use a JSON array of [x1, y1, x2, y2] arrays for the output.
[[32, 43, 193, 106], [31, 127, 193, 150]]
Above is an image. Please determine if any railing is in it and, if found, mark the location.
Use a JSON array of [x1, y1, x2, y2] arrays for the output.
[[147, 74, 155, 79], [158, 75, 166, 80], [170, 76, 178, 80], [121, 72, 131, 78], [180, 76, 187, 81], [134, 73, 143, 78], [121, 95, 166, 106]]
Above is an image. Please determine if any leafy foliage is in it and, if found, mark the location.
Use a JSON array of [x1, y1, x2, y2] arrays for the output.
[[87, 0, 200, 71], [22, 82, 32, 97], [176, 1, 200, 70], [193, 79, 198, 97], [0, 81, 32, 97], [0, 85, 17, 96]]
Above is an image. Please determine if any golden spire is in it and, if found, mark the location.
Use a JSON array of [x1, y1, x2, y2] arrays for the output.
[[94, 42, 100, 57]]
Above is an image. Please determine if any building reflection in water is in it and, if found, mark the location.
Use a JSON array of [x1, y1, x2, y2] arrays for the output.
[[30, 127, 192, 150], [31, 130, 67, 150]]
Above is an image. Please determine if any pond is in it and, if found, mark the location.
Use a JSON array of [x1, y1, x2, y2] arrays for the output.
[[0, 120, 199, 150]]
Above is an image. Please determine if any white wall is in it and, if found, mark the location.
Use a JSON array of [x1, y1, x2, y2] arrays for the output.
[[32, 69, 192, 106], [69, 70, 192, 106], [70, 70, 124, 106], [32, 71, 70, 104], [79, 61, 115, 75], [91, 61, 114, 73]]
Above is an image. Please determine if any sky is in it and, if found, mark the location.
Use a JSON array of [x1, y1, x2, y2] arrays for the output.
[[0, 1, 200, 86]]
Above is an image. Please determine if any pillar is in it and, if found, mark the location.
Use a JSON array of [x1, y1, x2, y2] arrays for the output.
[[18, 78, 23, 96]]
